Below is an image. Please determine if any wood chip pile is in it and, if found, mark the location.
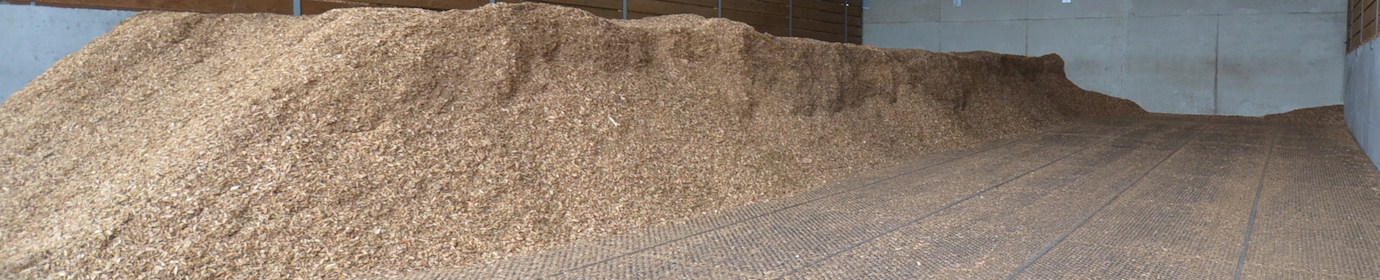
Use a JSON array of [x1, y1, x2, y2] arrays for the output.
[[0, 3, 1145, 279], [1263, 105, 1345, 127]]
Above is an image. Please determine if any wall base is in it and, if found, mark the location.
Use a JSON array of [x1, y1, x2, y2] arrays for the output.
[[1346, 40, 1380, 171]]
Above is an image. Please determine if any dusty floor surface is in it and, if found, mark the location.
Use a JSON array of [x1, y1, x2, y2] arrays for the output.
[[401, 114, 1376, 279], [1, 3, 1191, 279]]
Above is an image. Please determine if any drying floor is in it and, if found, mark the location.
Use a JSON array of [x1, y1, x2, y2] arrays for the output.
[[396, 115, 1380, 279]]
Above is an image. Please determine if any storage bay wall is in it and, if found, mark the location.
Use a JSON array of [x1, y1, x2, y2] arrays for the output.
[[0, 4, 134, 101], [3, 0, 862, 43], [865, 0, 1346, 117], [1347, 0, 1380, 170]]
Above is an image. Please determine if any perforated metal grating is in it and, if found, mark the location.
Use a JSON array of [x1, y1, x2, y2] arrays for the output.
[[389, 116, 1380, 279]]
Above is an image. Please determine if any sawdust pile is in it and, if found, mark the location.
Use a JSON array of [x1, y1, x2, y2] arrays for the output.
[[0, 3, 1143, 279], [1263, 105, 1346, 127]]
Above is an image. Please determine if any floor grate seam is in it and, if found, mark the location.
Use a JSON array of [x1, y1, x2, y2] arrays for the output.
[[619, 251, 770, 279], [1238, 260, 1364, 279], [1234, 129, 1280, 280], [1060, 239, 1236, 265], [772, 123, 1144, 279], [1002, 125, 1209, 280]]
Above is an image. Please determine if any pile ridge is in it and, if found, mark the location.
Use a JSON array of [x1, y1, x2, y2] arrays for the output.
[[0, 3, 1143, 279]]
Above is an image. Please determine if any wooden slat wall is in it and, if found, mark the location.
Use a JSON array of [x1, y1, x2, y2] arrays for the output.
[[517, 0, 862, 43], [1350, 0, 1379, 52], [2, 0, 863, 43]]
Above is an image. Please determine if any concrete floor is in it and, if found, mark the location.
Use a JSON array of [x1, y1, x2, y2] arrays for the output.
[[398, 115, 1380, 279]]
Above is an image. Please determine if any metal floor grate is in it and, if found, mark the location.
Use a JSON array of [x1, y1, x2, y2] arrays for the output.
[[391, 116, 1380, 279]]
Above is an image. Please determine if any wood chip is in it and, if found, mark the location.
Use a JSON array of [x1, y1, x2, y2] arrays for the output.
[[1, 3, 1148, 279]]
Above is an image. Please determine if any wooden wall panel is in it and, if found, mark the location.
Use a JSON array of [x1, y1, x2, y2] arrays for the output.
[[20, 0, 289, 13], [629, 0, 717, 18], [723, 0, 787, 16], [1351, 0, 1378, 52], [1366, 1, 1376, 34], [361, 0, 490, 10], [4, 0, 866, 43], [301, 1, 375, 14], [723, 9, 788, 29], [1353, 0, 1363, 50]]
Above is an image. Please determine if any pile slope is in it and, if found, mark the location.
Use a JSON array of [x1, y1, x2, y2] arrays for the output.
[[0, 3, 1143, 279], [1262, 105, 1345, 127]]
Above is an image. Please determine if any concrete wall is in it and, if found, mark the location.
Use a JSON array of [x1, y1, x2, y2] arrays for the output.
[[0, 4, 135, 102], [1346, 40, 1380, 171], [864, 0, 1346, 116]]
